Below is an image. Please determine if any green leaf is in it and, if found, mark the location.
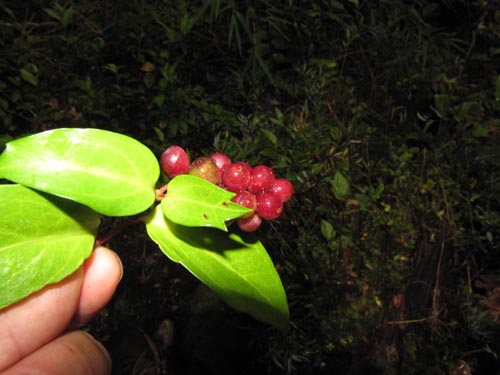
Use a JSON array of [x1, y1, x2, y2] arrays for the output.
[[0, 185, 100, 310], [153, 126, 164, 142], [260, 128, 277, 145], [144, 205, 289, 332], [180, 14, 193, 34], [374, 181, 385, 198], [162, 174, 250, 231], [0, 128, 159, 216], [331, 171, 350, 199], [472, 125, 489, 138], [20, 68, 38, 86], [43, 7, 62, 22], [321, 219, 336, 241], [434, 94, 450, 117], [61, 7, 73, 28], [153, 94, 165, 108]]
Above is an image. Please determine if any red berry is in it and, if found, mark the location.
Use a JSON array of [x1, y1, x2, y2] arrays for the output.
[[237, 213, 262, 232], [160, 145, 190, 178], [231, 191, 257, 219], [188, 156, 220, 185], [222, 162, 252, 192], [209, 152, 231, 171], [256, 191, 283, 220], [248, 165, 275, 193], [271, 178, 294, 202], [209, 152, 232, 183]]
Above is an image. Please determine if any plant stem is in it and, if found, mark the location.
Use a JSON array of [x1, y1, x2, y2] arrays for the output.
[[94, 215, 141, 248], [95, 186, 166, 249], [155, 183, 168, 201]]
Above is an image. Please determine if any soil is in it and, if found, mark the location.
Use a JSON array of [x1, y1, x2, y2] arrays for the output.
[[87, 221, 270, 375]]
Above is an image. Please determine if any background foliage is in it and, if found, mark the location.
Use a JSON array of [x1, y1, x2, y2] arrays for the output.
[[1, 0, 499, 374]]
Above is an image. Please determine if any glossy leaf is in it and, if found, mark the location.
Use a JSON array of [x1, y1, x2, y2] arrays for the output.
[[0, 128, 159, 216], [331, 171, 350, 199], [321, 219, 336, 241], [0, 185, 100, 310], [144, 205, 289, 332], [162, 174, 250, 231]]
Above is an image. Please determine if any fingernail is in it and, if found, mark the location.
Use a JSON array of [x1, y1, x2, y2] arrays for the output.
[[112, 250, 124, 282]]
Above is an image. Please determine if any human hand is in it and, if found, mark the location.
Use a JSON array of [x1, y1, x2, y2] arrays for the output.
[[0, 246, 123, 375]]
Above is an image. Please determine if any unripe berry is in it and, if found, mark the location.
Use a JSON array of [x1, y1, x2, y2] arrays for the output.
[[231, 191, 257, 218], [248, 165, 275, 193], [271, 178, 294, 203], [188, 156, 220, 185], [256, 191, 283, 220], [237, 213, 262, 232], [222, 162, 252, 192], [160, 145, 190, 178]]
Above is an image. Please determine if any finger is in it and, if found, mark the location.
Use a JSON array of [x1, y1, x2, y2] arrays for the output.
[[70, 246, 122, 327], [0, 330, 111, 375], [0, 269, 84, 372]]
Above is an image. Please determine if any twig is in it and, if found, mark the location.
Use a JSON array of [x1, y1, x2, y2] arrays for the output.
[[94, 216, 141, 248], [385, 317, 428, 325], [431, 236, 446, 318], [155, 183, 168, 201]]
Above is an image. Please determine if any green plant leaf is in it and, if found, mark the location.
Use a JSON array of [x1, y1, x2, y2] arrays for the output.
[[0, 185, 100, 310], [19, 68, 38, 86], [153, 94, 165, 108], [495, 74, 500, 110], [144, 205, 289, 332], [43, 7, 62, 22], [61, 7, 73, 28], [331, 171, 350, 199], [321, 219, 336, 241], [0, 128, 159, 216], [260, 128, 277, 145], [161, 174, 250, 231]]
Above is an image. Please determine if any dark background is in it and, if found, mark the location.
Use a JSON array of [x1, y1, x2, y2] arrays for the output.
[[1, 1, 499, 374]]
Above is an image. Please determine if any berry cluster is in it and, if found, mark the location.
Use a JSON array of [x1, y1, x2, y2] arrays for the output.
[[160, 145, 293, 232]]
